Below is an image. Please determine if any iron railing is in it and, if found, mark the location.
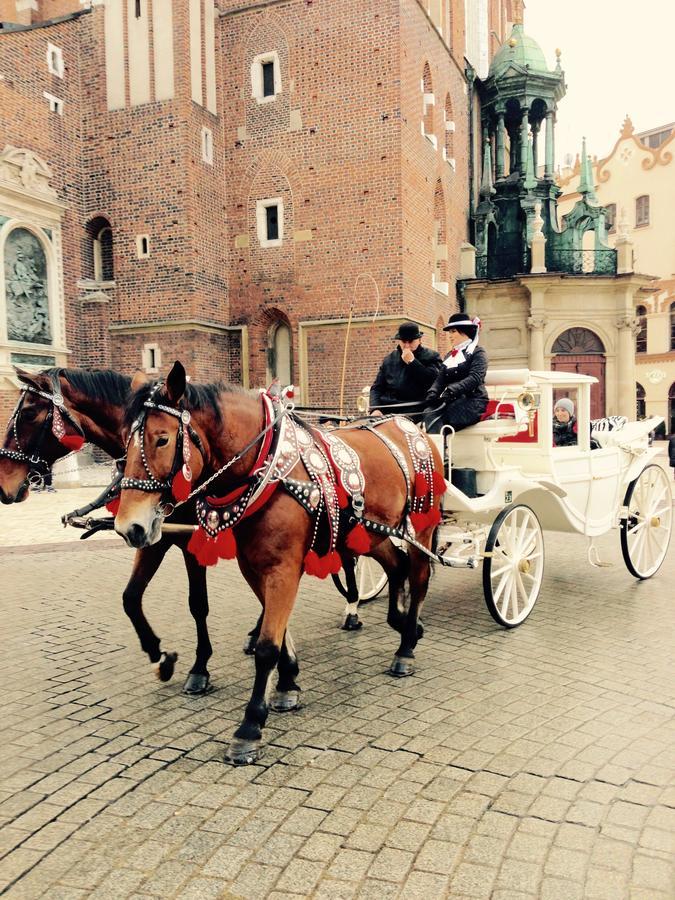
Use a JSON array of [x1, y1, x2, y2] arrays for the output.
[[547, 248, 617, 276]]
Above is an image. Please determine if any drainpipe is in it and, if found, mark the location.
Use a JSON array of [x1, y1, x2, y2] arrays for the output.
[[466, 65, 476, 236]]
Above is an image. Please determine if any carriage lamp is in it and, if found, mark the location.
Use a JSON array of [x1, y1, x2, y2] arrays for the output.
[[356, 388, 369, 414]]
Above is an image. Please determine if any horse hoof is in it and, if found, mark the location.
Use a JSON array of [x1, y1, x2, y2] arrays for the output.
[[225, 738, 263, 766], [270, 690, 300, 712], [389, 655, 415, 678], [417, 621, 425, 640], [155, 651, 178, 682], [341, 614, 363, 631], [182, 672, 212, 695], [242, 635, 256, 655]]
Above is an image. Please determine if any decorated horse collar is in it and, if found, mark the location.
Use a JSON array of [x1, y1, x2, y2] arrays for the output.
[[0, 370, 86, 476]]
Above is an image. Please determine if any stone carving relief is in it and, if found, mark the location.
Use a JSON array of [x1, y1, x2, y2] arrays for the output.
[[4, 228, 51, 344], [0, 146, 57, 198]]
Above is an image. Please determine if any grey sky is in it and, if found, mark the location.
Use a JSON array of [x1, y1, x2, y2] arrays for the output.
[[523, 0, 675, 166]]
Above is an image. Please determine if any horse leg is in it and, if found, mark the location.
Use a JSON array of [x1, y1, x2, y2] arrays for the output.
[[340, 558, 363, 631], [390, 539, 433, 678], [368, 539, 410, 636], [270, 629, 301, 712], [180, 548, 214, 696], [122, 540, 178, 682], [226, 568, 300, 765], [243, 611, 263, 655]]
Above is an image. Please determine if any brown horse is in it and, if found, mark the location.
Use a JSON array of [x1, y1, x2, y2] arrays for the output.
[[115, 361, 443, 764], [0, 367, 214, 694]]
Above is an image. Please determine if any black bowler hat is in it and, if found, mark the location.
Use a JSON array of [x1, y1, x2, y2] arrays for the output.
[[443, 313, 478, 336], [394, 322, 424, 341]]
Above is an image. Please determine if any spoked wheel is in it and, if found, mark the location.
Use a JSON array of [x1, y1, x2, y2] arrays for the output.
[[483, 504, 544, 628], [332, 555, 388, 603], [620, 464, 672, 579]]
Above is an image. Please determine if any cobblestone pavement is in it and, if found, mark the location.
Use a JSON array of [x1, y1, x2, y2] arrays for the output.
[[0, 489, 674, 899]]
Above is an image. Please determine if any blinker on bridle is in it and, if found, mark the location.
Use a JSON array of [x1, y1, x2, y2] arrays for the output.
[[0, 371, 86, 481]]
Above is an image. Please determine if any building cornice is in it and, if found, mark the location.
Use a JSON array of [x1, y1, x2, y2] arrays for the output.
[[109, 320, 245, 336]]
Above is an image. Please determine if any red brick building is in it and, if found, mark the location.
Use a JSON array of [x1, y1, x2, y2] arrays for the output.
[[0, 0, 513, 419]]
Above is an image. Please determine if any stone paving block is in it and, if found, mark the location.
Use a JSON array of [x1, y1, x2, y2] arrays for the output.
[[414, 839, 461, 875], [172, 876, 232, 900], [253, 831, 306, 867], [583, 866, 629, 898], [229, 862, 283, 900], [313, 878, 358, 899], [448, 861, 497, 898], [274, 858, 324, 894], [326, 849, 374, 881], [201, 844, 251, 880], [631, 853, 675, 892], [540, 876, 585, 900], [87, 868, 147, 900], [279, 806, 328, 837]]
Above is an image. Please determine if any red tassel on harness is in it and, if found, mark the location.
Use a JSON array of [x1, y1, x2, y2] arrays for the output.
[[215, 528, 237, 560], [410, 511, 429, 532], [105, 497, 121, 516], [60, 434, 85, 452], [346, 522, 371, 555], [327, 550, 342, 574], [303, 549, 323, 578], [432, 470, 447, 496], [335, 482, 349, 509], [414, 472, 429, 497], [426, 506, 441, 528], [188, 527, 220, 567], [172, 465, 192, 503]]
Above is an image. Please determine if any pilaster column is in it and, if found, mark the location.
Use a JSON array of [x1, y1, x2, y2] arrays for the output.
[[531, 122, 540, 172], [615, 314, 639, 419], [527, 314, 547, 371], [545, 111, 554, 178], [495, 112, 505, 180], [520, 108, 529, 173]]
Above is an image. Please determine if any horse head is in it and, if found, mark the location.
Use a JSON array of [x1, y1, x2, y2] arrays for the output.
[[115, 361, 209, 548], [0, 368, 86, 504]]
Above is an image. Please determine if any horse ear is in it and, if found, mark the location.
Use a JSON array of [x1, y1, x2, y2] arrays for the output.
[[14, 366, 45, 391], [166, 361, 187, 405], [131, 369, 149, 392]]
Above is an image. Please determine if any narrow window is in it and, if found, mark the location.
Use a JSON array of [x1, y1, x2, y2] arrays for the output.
[[670, 302, 675, 351], [636, 382, 646, 419], [47, 44, 64, 78], [604, 203, 616, 233], [136, 234, 150, 258], [43, 92, 64, 116], [262, 61, 275, 98], [201, 127, 213, 165], [266, 205, 279, 242], [135, 0, 142, 18], [636, 195, 650, 227], [635, 305, 647, 354]]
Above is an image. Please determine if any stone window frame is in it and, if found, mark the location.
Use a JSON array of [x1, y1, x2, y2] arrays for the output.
[[201, 127, 213, 165], [256, 198, 284, 248], [142, 342, 161, 374], [46, 43, 65, 78], [266, 319, 293, 386], [0, 222, 60, 353], [251, 51, 282, 105], [43, 92, 64, 116], [635, 194, 650, 228], [136, 234, 150, 258]]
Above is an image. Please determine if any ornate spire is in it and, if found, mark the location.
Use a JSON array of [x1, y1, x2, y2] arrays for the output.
[[480, 136, 495, 199], [513, 0, 525, 25], [555, 47, 562, 73], [523, 136, 537, 190], [578, 137, 596, 200], [621, 115, 634, 138]]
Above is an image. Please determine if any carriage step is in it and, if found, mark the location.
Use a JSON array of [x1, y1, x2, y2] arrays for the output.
[[437, 554, 479, 569]]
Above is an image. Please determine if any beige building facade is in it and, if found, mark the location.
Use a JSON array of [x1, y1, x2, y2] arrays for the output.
[[558, 118, 675, 433]]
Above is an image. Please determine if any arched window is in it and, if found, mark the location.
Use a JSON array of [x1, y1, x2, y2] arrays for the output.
[[267, 321, 292, 386], [635, 305, 647, 354], [670, 301, 675, 351], [635, 195, 650, 227], [421, 63, 435, 146], [636, 382, 646, 419], [85, 216, 114, 282], [4, 227, 51, 345], [444, 94, 455, 167]]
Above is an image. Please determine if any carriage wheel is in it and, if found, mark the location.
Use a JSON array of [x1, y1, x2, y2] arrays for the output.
[[332, 555, 388, 603], [482, 504, 544, 628], [620, 464, 672, 580]]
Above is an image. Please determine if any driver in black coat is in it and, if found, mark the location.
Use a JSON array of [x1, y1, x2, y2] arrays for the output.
[[424, 313, 489, 433], [369, 322, 443, 420]]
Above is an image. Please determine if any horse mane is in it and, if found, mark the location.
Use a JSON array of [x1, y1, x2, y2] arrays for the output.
[[123, 379, 249, 430], [45, 368, 132, 407]]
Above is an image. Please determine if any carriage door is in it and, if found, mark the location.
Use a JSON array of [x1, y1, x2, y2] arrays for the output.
[[551, 328, 606, 419]]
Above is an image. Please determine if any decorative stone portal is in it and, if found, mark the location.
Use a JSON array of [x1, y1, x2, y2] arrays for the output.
[[4, 227, 51, 344]]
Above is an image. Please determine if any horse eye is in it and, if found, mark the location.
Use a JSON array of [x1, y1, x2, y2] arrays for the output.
[[22, 408, 38, 421], [156, 436, 169, 448]]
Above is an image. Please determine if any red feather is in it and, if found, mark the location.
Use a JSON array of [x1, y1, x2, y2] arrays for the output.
[[345, 522, 371, 554], [414, 473, 429, 497], [432, 470, 447, 496], [60, 434, 85, 452], [215, 528, 237, 560], [172, 468, 192, 502], [105, 497, 120, 516]]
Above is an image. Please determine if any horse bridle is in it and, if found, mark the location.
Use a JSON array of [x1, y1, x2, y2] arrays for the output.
[[0, 371, 86, 481], [120, 384, 289, 507]]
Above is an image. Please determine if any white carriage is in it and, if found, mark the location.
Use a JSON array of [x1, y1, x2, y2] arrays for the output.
[[353, 369, 672, 626]]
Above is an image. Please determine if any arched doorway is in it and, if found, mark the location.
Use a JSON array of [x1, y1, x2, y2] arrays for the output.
[[551, 327, 606, 419]]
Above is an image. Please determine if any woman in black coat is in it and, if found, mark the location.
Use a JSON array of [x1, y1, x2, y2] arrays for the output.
[[424, 313, 489, 434]]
